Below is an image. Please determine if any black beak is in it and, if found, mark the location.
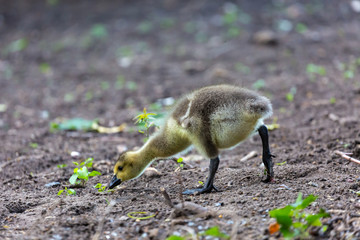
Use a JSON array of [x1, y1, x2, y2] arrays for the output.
[[108, 175, 121, 189]]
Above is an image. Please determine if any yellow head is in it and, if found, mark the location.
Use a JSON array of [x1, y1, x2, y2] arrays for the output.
[[108, 151, 145, 189]]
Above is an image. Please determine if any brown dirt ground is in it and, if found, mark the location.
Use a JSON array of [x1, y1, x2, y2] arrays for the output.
[[1, 0, 360, 239]]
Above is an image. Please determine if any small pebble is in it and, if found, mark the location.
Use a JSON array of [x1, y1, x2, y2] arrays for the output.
[[70, 151, 80, 157], [214, 202, 224, 207], [308, 182, 319, 187], [44, 182, 61, 188]]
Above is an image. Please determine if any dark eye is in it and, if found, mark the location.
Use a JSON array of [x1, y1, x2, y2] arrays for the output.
[[118, 166, 123, 171]]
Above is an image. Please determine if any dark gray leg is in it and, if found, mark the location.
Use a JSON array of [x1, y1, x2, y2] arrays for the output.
[[182, 156, 220, 195], [258, 125, 275, 182]]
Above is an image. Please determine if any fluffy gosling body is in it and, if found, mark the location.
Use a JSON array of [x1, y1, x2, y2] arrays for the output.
[[109, 85, 274, 194]]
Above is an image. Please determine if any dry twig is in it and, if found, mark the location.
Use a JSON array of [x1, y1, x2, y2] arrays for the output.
[[334, 150, 360, 165], [240, 151, 258, 162], [160, 187, 174, 208]]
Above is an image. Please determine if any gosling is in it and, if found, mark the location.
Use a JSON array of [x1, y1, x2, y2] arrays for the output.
[[109, 85, 274, 194]]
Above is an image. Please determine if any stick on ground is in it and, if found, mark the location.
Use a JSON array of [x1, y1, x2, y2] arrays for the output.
[[334, 150, 360, 165]]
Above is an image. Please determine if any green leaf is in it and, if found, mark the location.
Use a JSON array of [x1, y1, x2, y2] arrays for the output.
[[306, 208, 330, 226], [72, 162, 79, 166], [166, 236, 184, 240], [29, 143, 38, 148], [90, 24, 108, 39], [269, 205, 293, 230], [57, 164, 67, 169], [296, 23, 308, 33], [94, 183, 102, 189], [57, 190, 64, 196], [344, 70, 354, 79], [88, 171, 101, 177], [252, 79, 265, 90], [137, 21, 153, 34], [202, 226, 230, 239], [77, 167, 89, 180], [85, 158, 93, 168], [39, 63, 51, 74], [177, 158, 183, 163], [286, 93, 294, 102], [69, 173, 78, 185], [299, 195, 317, 210], [67, 189, 76, 195], [7, 38, 28, 53]]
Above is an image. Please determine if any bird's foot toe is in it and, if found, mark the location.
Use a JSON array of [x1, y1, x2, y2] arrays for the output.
[[182, 185, 218, 195], [262, 176, 275, 183]]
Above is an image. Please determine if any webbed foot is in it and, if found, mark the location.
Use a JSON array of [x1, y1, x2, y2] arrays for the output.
[[182, 184, 219, 195]]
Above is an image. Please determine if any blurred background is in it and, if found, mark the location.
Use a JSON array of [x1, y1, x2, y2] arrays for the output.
[[1, 0, 359, 128]]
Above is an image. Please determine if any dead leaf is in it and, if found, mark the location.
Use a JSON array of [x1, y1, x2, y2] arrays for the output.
[[269, 222, 280, 234]]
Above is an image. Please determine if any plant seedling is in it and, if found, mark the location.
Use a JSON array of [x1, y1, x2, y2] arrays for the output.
[[177, 157, 184, 168], [29, 143, 38, 148], [69, 158, 101, 185], [58, 187, 76, 196], [286, 87, 297, 102], [94, 183, 107, 192], [57, 164, 67, 169], [134, 108, 157, 140], [166, 226, 229, 240], [306, 63, 326, 81], [269, 193, 330, 239]]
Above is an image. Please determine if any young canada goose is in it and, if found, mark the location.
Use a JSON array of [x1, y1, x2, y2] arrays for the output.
[[109, 85, 274, 194]]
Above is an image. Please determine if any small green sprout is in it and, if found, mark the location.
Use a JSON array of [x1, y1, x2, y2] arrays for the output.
[[126, 81, 138, 91], [234, 62, 251, 75], [100, 81, 110, 90], [344, 70, 354, 79], [29, 143, 38, 148], [167, 226, 229, 240], [64, 93, 75, 103], [286, 87, 297, 102], [137, 21, 153, 34], [85, 91, 93, 101], [200, 226, 230, 239], [160, 18, 175, 29], [252, 79, 265, 90], [134, 108, 157, 140], [90, 24, 108, 39], [198, 181, 204, 186], [94, 183, 106, 192], [58, 187, 76, 196], [47, 0, 59, 6], [295, 23, 308, 33], [69, 158, 101, 185], [269, 193, 330, 239], [177, 157, 184, 168], [183, 21, 196, 34], [306, 63, 326, 81], [115, 75, 125, 89], [267, 117, 280, 131], [57, 164, 67, 169], [39, 63, 52, 75], [329, 97, 336, 104], [6, 38, 28, 54]]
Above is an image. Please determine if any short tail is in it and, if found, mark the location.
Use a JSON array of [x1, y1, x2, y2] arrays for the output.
[[248, 96, 273, 119]]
